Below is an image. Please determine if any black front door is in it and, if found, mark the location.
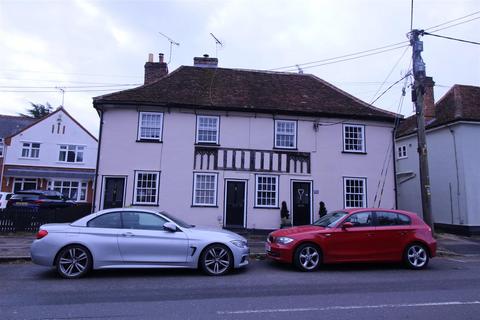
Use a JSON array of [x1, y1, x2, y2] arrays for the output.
[[225, 181, 246, 228], [292, 181, 312, 226], [103, 178, 125, 209]]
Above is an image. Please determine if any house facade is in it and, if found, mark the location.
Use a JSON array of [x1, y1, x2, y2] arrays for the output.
[[93, 54, 398, 230], [0, 115, 36, 187], [1, 107, 98, 204], [396, 82, 480, 235]]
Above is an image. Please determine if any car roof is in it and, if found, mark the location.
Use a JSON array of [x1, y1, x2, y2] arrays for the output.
[[344, 208, 419, 217]]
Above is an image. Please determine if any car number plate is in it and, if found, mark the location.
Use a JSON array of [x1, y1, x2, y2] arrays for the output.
[[265, 243, 271, 251], [15, 202, 29, 206]]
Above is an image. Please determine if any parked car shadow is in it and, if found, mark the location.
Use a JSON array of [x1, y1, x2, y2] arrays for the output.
[[36, 265, 249, 280]]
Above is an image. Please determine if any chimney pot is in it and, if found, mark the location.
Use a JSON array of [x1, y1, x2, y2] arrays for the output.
[[144, 52, 168, 84]]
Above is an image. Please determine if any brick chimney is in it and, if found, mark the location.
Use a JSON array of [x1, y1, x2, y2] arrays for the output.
[[144, 53, 168, 84], [193, 54, 218, 68], [423, 76, 435, 121]]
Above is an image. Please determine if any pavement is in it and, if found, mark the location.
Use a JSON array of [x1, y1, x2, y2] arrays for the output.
[[0, 231, 479, 262]]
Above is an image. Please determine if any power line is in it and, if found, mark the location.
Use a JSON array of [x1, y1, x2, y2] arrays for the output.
[[370, 46, 410, 104], [269, 42, 409, 71], [423, 31, 480, 46], [425, 10, 480, 31], [0, 84, 140, 89], [427, 16, 480, 33], [283, 45, 410, 72], [268, 10, 480, 73], [370, 73, 411, 106]]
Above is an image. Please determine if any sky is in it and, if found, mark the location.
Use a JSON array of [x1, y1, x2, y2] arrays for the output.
[[1, 0, 479, 136]]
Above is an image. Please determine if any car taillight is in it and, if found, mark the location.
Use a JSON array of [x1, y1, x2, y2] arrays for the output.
[[33, 200, 45, 204], [36, 230, 48, 239]]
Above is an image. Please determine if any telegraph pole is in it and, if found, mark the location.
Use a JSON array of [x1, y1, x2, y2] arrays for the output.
[[409, 29, 434, 232]]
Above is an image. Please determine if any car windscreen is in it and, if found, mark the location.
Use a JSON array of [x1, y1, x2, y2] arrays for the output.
[[313, 211, 348, 227], [160, 211, 194, 228]]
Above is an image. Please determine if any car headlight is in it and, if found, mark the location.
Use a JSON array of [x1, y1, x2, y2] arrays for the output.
[[276, 237, 294, 245], [231, 240, 248, 248]]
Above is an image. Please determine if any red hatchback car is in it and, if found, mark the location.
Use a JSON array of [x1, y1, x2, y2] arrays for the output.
[[266, 208, 436, 271]]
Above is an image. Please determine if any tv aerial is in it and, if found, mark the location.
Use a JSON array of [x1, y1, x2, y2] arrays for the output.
[[158, 32, 180, 64], [210, 33, 224, 57]]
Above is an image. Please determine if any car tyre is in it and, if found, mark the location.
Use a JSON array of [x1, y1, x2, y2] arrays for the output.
[[404, 243, 429, 270], [294, 243, 322, 272], [56, 245, 92, 279], [200, 244, 233, 276]]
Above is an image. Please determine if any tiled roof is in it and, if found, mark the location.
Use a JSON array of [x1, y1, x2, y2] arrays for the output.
[[94, 66, 397, 122], [396, 84, 480, 138], [0, 115, 36, 138]]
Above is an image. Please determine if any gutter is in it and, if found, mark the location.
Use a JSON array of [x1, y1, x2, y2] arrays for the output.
[[93, 101, 398, 123]]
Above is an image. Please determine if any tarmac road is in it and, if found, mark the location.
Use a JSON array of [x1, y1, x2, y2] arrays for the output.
[[1, 257, 480, 320]]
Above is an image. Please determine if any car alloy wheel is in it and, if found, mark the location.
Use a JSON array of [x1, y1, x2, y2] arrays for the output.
[[405, 244, 429, 269], [201, 244, 233, 276], [56, 245, 92, 279], [294, 244, 321, 272]]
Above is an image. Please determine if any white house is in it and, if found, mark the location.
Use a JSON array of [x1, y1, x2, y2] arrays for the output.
[[1, 107, 98, 204], [396, 81, 480, 235], [92, 54, 398, 230]]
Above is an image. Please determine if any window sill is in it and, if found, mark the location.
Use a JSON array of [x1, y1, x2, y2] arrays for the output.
[[254, 206, 280, 209], [273, 147, 297, 151], [56, 162, 85, 165], [19, 157, 40, 160], [191, 205, 219, 208], [195, 143, 220, 146], [131, 203, 159, 207], [342, 151, 367, 155], [136, 139, 163, 143]]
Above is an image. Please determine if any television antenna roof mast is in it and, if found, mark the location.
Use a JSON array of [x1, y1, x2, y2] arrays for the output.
[[210, 33, 223, 57], [158, 32, 180, 64]]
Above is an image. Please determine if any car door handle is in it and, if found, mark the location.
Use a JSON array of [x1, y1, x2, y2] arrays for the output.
[[367, 233, 375, 237], [399, 231, 408, 236], [122, 232, 134, 237]]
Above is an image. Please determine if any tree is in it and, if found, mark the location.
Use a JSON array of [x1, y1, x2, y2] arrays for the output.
[[19, 102, 53, 119]]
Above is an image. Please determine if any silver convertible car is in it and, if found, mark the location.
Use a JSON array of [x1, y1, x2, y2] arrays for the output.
[[31, 209, 249, 278]]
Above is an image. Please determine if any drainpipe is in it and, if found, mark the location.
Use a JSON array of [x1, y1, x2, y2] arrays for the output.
[[91, 108, 104, 213], [448, 127, 463, 225], [392, 129, 398, 209]]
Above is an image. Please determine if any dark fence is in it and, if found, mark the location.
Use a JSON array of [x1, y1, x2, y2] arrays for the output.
[[0, 204, 92, 233]]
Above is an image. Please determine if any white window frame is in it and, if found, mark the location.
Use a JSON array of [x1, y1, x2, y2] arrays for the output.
[[58, 145, 85, 163], [48, 180, 88, 202], [13, 178, 37, 192], [397, 145, 408, 159], [343, 177, 367, 208], [196, 115, 220, 144], [0, 138, 4, 157], [274, 120, 297, 149], [343, 124, 365, 153], [137, 112, 163, 141], [255, 175, 279, 208], [192, 173, 218, 206], [133, 171, 160, 205], [21, 142, 40, 159]]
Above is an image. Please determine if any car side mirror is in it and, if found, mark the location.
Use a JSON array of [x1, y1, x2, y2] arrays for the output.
[[163, 222, 178, 232], [342, 222, 354, 229]]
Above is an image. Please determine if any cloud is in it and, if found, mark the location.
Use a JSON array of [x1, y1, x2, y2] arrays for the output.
[[73, 0, 132, 48]]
